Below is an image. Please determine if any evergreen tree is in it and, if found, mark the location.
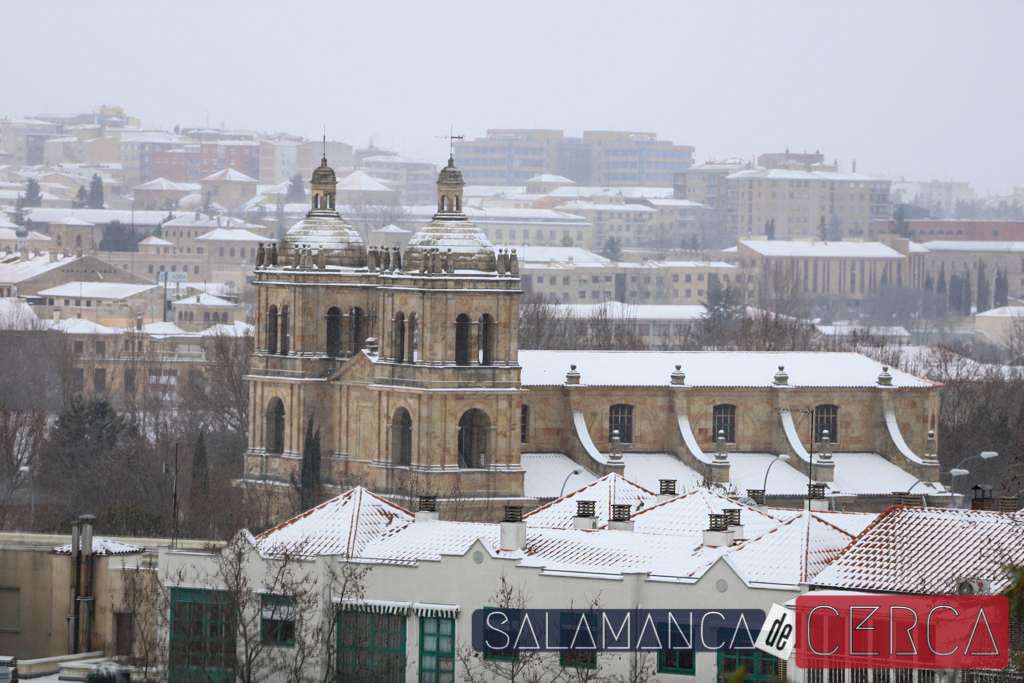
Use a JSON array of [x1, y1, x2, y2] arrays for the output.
[[297, 415, 321, 512], [189, 431, 209, 535], [285, 173, 306, 203], [22, 178, 42, 208], [924, 273, 934, 292], [601, 237, 622, 261], [995, 270, 1009, 308], [893, 204, 908, 237], [74, 186, 88, 209], [87, 174, 104, 209], [765, 219, 775, 240], [98, 220, 140, 251], [976, 264, 991, 313], [948, 273, 961, 315], [817, 215, 827, 242], [961, 276, 973, 315], [703, 274, 745, 322], [827, 213, 842, 241], [937, 267, 947, 315], [560, 234, 574, 247]]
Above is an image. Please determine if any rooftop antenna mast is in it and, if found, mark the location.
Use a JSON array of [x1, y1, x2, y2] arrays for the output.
[[439, 125, 464, 160]]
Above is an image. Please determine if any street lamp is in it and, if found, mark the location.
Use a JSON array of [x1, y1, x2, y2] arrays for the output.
[[762, 453, 790, 494], [18, 465, 34, 530], [560, 469, 583, 498], [951, 451, 998, 495]]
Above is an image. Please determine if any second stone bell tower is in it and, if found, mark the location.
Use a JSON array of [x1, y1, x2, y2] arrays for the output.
[[368, 154, 525, 507]]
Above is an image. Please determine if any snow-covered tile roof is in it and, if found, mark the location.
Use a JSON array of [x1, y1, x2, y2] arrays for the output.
[[811, 506, 1024, 594], [256, 486, 413, 558], [816, 323, 910, 338], [524, 473, 654, 529], [50, 318, 120, 335], [518, 350, 933, 388], [133, 177, 199, 192], [38, 281, 157, 300], [0, 254, 80, 284], [140, 321, 186, 336], [521, 453, 598, 499], [138, 235, 173, 246], [202, 168, 257, 183], [831, 452, 943, 496], [199, 320, 253, 337], [505, 245, 608, 266], [26, 208, 189, 227], [53, 537, 143, 556], [528, 173, 575, 184], [728, 168, 887, 183], [626, 487, 787, 539], [726, 452, 809, 496], [546, 186, 674, 200], [196, 227, 272, 242], [559, 200, 656, 213], [337, 170, 395, 193], [740, 240, 904, 259], [372, 224, 410, 234], [172, 292, 237, 307], [726, 511, 857, 587]]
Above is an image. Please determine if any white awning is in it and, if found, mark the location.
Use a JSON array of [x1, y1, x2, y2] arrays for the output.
[[337, 598, 411, 615], [413, 602, 460, 618]]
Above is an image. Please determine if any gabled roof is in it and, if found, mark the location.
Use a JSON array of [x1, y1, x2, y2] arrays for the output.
[[138, 235, 173, 246], [196, 227, 272, 242], [172, 292, 237, 307], [624, 487, 792, 539], [740, 240, 904, 259], [255, 486, 413, 558], [726, 510, 859, 587], [811, 506, 1024, 594], [336, 170, 394, 193], [202, 167, 257, 183], [524, 473, 655, 529], [38, 281, 157, 300]]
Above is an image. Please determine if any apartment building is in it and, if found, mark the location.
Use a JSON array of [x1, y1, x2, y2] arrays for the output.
[[361, 154, 437, 204], [728, 168, 892, 240], [737, 239, 909, 301], [398, 206, 594, 249], [454, 129, 694, 186], [258, 137, 300, 184], [873, 218, 1024, 242], [557, 200, 657, 248]]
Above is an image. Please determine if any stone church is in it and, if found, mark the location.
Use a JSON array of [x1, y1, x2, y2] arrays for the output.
[[244, 154, 945, 517]]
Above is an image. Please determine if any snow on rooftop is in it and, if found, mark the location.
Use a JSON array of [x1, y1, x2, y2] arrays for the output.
[[528, 173, 575, 184], [626, 487, 790, 539], [740, 240, 904, 259], [172, 292, 237, 307], [202, 167, 257, 183], [976, 305, 1024, 318], [38, 281, 157, 300], [196, 227, 273, 242], [50, 318, 120, 335], [520, 453, 598, 499], [811, 506, 1024, 594], [727, 168, 888, 183], [336, 170, 395, 193], [372, 223, 411, 234], [546, 186, 674, 200], [26, 207, 188, 227], [138, 235, 173, 246], [141, 321, 186, 336], [920, 240, 1024, 253], [505, 245, 608, 266], [518, 350, 933, 388], [133, 177, 200, 192], [815, 323, 911, 338], [256, 486, 413, 558], [463, 185, 527, 198], [524, 473, 654, 529], [53, 537, 143, 556], [621, 453, 704, 493], [199, 320, 254, 337]]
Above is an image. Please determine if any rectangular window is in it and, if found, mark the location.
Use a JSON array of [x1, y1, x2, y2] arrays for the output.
[[169, 588, 236, 682], [520, 405, 529, 445], [115, 611, 133, 656], [609, 404, 634, 443], [717, 648, 776, 681], [124, 369, 136, 396], [73, 340, 84, 354], [419, 616, 455, 683], [657, 650, 694, 675], [93, 368, 106, 394], [0, 587, 19, 631], [260, 594, 296, 647], [95, 341, 106, 356]]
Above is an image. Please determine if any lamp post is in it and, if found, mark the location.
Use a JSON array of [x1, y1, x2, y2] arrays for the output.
[[951, 451, 998, 496], [762, 453, 790, 494], [559, 469, 583, 498]]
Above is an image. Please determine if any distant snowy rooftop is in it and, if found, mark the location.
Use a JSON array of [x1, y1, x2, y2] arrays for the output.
[[518, 350, 932, 388], [548, 301, 707, 321], [38, 281, 157, 300], [54, 537, 143, 556], [920, 240, 1024, 253], [741, 240, 904, 259]]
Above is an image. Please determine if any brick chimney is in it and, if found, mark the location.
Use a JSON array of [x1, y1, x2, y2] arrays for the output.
[[723, 507, 745, 540], [657, 479, 677, 504], [806, 483, 829, 512]]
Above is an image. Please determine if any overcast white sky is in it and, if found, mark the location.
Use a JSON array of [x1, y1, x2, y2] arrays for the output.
[[4, 1, 1022, 193]]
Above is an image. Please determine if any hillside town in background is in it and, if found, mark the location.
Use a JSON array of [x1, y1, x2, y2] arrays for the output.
[[1, 105, 1023, 681]]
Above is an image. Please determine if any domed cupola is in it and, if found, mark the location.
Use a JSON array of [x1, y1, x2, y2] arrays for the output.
[[403, 155, 496, 272], [281, 152, 366, 268]]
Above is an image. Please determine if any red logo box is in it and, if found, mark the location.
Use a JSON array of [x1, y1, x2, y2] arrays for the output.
[[794, 595, 1008, 670]]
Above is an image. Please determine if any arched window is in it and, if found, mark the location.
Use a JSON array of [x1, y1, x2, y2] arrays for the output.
[[266, 305, 278, 354], [712, 404, 736, 444], [265, 398, 285, 454], [814, 404, 839, 443], [479, 313, 495, 365], [609, 404, 634, 443], [520, 404, 530, 445], [454, 314, 471, 365], [392, 312, 405, 362], [407, 313, 418, 363], [325, 306, 342, 357], [350, 307, 364, 354], [391, 408, 412, 466], [279, 305, 290, 355], [458, 409, 490, 468]]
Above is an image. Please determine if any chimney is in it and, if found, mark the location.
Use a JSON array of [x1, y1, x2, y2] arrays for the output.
[[877, 366, 893, 386], [364, 337, 378, 355], [573, 499, 597, 530], [565, 364, 580, 385], [657, 479, 677, 504], [746, 488, 765, 506], [703, 513, 735, 547], [970, 485, 994, 511], [773, 365, 788, 386], [500, 505, 527, 550], [415, 495, 438, 522], [608, 504, 633, 531], [806, 483, 829, 512], [723, 507, 745, 540], [670, 364, 685, 386]]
